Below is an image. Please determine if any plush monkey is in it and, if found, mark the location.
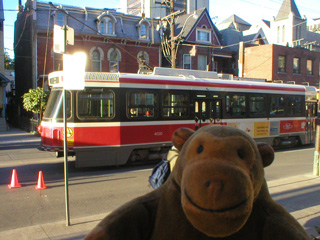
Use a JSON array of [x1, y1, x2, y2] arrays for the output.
[[85, 125, 309, 240]]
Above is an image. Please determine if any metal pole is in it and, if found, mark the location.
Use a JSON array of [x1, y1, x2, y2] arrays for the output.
[[63, 89, 70, 226], [63, 25, 70, 226], [314, 76, 320, 176]]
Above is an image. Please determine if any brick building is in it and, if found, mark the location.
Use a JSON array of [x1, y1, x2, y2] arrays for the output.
[[15, 0, 161, 103], [242, 44, 320, 86]]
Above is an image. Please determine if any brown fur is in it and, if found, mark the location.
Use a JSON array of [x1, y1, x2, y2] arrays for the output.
[[85, 125, 309, 240]]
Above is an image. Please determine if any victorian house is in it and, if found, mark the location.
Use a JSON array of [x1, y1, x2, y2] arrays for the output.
[[14, 0, 161, 105]]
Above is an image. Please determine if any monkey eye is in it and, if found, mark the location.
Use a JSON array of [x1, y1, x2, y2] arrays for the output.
[[237, 149, 245, 159], [197, 145, 204, 154]]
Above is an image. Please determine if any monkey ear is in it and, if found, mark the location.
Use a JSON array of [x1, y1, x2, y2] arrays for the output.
[[172, 128, 195, 151], [257, 142, 274, 167]]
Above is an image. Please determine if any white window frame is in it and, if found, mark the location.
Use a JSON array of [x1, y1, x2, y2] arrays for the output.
[[89, 47, 104, 72], [196, 26, 211, 43], [99, 17, 115, 35], [97, 11, 117, 36], [138, 19, 151, 40]]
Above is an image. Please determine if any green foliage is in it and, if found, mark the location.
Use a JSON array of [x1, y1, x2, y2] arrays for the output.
[[4, 50, 14, 70], [22, 87, 49, 114]]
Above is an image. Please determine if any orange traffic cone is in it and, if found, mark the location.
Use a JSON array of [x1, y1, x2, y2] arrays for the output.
[[8, 169, 22, 189], [35, 171, 47, 190]]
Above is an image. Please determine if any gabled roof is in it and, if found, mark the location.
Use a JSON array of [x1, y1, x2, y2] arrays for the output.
[[275, 0, 301, 21], [219, 14, 251, 26], [175, 8, 206, 39], [175, 7, 221, 45], [262, 20, 270, 28]]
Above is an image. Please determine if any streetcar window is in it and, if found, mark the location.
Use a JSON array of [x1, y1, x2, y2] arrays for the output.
[[287, 96, 303, 116], [77, 90, 114, 120], [226, 94, 246, 117], [249, 96, 266, 117], [269, 96, 285, 117], [127, 91, 157, 118], [162, 92, 189, 118], [43, 89, 71, 121]]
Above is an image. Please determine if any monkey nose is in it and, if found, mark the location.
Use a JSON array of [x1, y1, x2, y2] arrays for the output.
[[205, 180, 224, 197]]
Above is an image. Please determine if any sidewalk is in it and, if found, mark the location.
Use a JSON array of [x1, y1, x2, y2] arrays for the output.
[[0, 175, 319, 239], [0, 128, 319, 239]]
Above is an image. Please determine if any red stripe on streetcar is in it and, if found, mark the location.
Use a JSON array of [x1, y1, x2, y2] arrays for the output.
[[118, 78, 306, 92]]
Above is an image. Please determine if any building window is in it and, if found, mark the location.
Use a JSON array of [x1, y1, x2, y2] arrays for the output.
[[278, 55, 286, 73], [97, 11, 117, 36], [141, 24, 147, 39], [100, 20, 105, 33], [137, 51, 149, 64], [307, 60, 313, 75], [138, 20, 150, 40], [295, 25, 301, 40], [108, 48, 121, 72], [293, 57, 300, 74], [277, 26, 281, 43], [107, 20, 113, 35], [89, 47, 104, 72], [91, 50, 101, 72], [100, 18, 114, 35], [196, 26, 211, 43], [282, 25, 285, 42], [183, 54, 191, 69], [198, 54, 207, 71]]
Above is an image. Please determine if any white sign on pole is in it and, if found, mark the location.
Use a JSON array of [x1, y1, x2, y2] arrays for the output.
[[66, 27, 74, 45], [53, 25, 65, 53], [63, 52, 87, 90]]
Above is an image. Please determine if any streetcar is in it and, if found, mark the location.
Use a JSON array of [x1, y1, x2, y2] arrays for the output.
[[37, 67, 317, 167]]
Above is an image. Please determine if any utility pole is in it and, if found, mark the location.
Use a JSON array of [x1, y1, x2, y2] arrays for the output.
[[157, 0, 184, 68], [170, 0, 176, 68]]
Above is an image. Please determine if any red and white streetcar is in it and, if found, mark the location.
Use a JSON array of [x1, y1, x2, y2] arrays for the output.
[[38, 67, 317, 167]]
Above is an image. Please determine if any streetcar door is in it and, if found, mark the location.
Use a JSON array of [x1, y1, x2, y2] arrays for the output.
[[209, 100, 222, 124], [194, 98, 222, 130], [306, 102, 316, 143]]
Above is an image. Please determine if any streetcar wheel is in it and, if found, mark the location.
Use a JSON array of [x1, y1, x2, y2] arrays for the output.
[[272, 138, 281, 147]]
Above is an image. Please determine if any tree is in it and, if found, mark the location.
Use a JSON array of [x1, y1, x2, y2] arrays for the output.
[[22, 87, 49, 114], [4, 50, 14, 70]]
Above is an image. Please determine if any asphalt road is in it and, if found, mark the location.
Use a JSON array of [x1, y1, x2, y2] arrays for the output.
[[0, 130, 316, 232]]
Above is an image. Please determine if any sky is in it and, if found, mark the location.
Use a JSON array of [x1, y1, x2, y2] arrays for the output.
[[3, 0, 320, 59]]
